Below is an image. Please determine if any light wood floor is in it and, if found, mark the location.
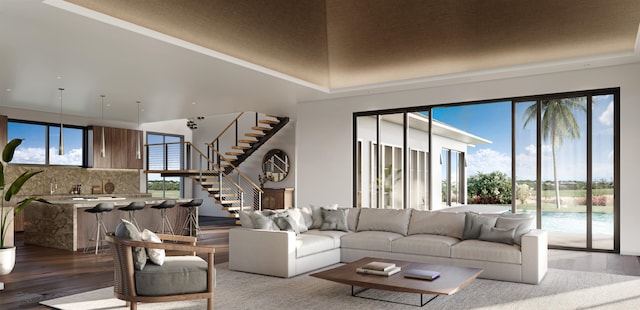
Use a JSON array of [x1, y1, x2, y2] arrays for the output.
[[1, 217, 639, 309]]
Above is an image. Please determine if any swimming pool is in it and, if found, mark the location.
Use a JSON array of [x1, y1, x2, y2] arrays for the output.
[[522, 211, 614, 235]]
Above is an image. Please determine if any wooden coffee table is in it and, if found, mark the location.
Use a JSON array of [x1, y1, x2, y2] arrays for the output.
[[310, 257, 483, 307]]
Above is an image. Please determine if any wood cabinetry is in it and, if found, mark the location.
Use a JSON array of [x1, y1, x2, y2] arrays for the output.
[[262, 188, 294, 210], [92, 126, 143, 169]]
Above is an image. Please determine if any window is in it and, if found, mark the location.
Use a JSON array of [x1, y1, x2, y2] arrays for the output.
[[8, 120, 85, 166], [146, 132, 184, 198], [354, 88, 619, 252]]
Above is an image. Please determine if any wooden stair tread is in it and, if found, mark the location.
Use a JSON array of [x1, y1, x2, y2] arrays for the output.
[[225, 151, 244, 156], [252, 126, 272, 131], [222, 206, 253, 211], [245, 132, 265, 138], [238, 139, 258, 144], [232, 145, 251, 150], [259, 119, 279, 125]]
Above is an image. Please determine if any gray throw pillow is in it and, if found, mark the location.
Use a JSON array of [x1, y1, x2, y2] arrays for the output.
[[249, 211, 279, 230], [115, 219, 147, 270], [308, 204, 338, 229], [478, 224, 515, 245], [320, 208, 348, 232], [272, 211, 300, 234], [461, 212, 498, 240], [495, 215, 534, 245]]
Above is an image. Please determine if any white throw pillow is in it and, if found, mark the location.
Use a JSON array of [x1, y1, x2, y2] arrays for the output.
[[141, 229, 165, 266], [287, 208, 308, 233]]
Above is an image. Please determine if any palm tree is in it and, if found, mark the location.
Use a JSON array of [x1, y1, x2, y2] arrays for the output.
[[522, 98, 586, 208]]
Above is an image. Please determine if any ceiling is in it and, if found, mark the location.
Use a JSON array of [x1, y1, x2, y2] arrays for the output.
[[1, 0, 639, 124]]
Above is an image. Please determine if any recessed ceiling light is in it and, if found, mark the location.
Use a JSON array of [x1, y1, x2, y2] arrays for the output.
[[6, 88, 11, 92], [192, 101, 196, 105], [57, 76, 62, 79]]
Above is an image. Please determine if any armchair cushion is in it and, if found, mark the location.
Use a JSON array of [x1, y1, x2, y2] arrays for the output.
[[115, 219, 147, 270], [135, 256, 208, 296]]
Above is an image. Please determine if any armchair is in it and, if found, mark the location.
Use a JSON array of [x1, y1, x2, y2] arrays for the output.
[[105, 233, 215, 310]]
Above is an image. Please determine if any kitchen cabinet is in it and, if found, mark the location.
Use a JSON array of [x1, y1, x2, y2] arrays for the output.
[[92, 126, 143, 169]]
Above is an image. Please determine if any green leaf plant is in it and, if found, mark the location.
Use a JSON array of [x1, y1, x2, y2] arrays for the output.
[[1, 138, 49, 248]]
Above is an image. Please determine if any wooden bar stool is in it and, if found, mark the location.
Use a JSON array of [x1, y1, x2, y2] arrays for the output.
[[180, 198, 203, 236], [118, 201, 146, 231], [84, 202, 114, 254], [151, 200, 176, 235]]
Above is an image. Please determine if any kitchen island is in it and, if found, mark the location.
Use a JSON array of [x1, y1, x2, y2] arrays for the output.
[[23, 195, 194, 251]]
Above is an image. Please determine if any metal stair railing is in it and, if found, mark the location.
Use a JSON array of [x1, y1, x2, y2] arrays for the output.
[[207, 145, 263, 211]]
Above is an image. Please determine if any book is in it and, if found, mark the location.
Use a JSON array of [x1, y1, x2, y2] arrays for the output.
[[404, 268, 440, 280], [361, 261, 397, 272], [356, 266, 401, 276]]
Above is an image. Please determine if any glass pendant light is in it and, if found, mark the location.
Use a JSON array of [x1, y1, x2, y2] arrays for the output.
[[100, 95, 106, 158], [58, 88, 64, 155], [136, 101, 142, 160]]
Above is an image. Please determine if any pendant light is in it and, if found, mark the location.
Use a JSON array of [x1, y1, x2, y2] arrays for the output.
[[58, 88, 64, 155], [136, 101, 142, 160], [100, 95, 106, 158]]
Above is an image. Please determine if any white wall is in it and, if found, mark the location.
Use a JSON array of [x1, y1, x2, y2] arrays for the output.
[[296, 63, 640, 255]]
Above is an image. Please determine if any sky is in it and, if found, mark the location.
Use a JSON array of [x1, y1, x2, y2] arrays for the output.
[[432, 95, 615, 182]]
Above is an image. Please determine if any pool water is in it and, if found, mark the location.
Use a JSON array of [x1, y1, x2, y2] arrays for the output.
[[522, 211, 614, 235]]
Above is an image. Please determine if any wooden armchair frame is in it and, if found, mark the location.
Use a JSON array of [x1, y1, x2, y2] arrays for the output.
[[105, 233, 215, 310]]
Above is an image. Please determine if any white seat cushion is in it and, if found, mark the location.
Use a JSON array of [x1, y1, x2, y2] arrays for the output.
[[304, 229, 350, 248], [295, 233, 335, 258], [391, 234, 460, 258], [451, 239, 521, 264], [341, 231, 404, 252]]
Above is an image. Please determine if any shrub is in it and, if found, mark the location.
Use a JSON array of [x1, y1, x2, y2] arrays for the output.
[[467, 171, 512, 204]]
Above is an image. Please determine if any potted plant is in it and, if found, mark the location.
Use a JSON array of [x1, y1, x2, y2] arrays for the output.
[[0, 138, 48, 275]]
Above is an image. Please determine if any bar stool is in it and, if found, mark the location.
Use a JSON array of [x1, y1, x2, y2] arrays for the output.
[[180, 199, 203, 236], [118, 201, 146, 231], [151, 200, 176, 235], [84, 202, 114, 255]]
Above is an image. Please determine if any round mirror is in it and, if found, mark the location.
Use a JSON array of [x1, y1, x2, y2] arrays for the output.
[[262, 149, 289, 182]]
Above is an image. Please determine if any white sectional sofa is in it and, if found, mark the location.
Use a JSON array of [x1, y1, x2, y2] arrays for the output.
[[229, 207, 548, 284]]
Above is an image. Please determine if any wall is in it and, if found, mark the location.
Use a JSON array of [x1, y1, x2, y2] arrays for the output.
[[296, 63, 640, 255]]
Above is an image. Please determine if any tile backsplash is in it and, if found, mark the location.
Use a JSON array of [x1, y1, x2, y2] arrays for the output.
[[6, 165, 141, 196]]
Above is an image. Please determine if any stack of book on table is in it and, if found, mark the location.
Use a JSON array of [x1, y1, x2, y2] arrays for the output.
[[356, 261, 401, 276], [403, 268, 440, 281]]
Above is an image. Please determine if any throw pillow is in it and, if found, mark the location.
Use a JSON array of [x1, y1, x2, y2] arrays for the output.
[[461, 212, 498, 240], [141, 229, 165, 266], [300, 206, 313, 228], [356, 208, 412, 236], [308, 204, 338, 229], [478, 224, 515, 245], [320, 208, 349, 232], [272, 211, 300, 234], [239, 211, 254, 229], [249, 211, 279, 231], [115, 219, 147, 270], [340, 207, 360, 231], [495, 214, 534, 245], [287, 208, 308, 233]]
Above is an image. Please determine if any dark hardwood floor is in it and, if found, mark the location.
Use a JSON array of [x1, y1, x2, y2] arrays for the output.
[[0, 216, 236, 310], [1, 216, 639, 309]]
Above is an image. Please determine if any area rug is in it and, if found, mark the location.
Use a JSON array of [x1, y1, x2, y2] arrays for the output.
[[41, 263, 640, 309]]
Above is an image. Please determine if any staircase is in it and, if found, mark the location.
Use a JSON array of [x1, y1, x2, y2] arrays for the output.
[[144, 112, 289, 222]]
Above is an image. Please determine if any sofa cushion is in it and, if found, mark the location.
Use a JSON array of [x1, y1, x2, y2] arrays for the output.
[[304, 229, 350, 248], [273, 212, 300, 235], [239, 211, 254, 228], [478, 224, 515, 245], [408, 210, 465, 239], [495, 214, 534, 245], [461, 212, 498, 240], [115, 219, 147, 271], [341, 231, 404, 252], [320, 208, 348, 232], [296, 233, 336, 258], [135, 256, 208, 296], [357, 208, 412, 236], [391, 234, 460, 258], [451, 239, 521, 264]]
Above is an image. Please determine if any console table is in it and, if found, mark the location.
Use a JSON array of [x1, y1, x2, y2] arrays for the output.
[[262, 188, 293, 210]]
